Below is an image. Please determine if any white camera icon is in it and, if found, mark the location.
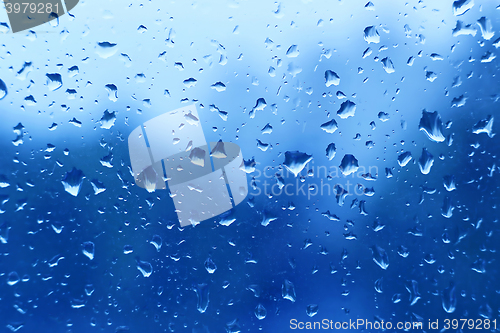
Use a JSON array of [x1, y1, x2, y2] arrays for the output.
[[128, 105, 248, 227]]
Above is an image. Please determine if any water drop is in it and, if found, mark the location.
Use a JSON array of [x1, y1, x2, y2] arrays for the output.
[[306, 304, 318, 317], [337, 100, 356, 119], [61, 168, 85, 197], [406, 280, 421, 305], [441, 197, 454, 218], [282, 279, 296, 302], [320, 119, 338, 133], [426, 71, 437, 82], [326, 143, 336, 160], [364, 26, 380, 44], [254, 304, 267, 320], [189, 148, 206, 167], [339, 154, 359, 176], [286, 44, 299, 58], [137, 260, 153, 277], [371, 245, 389, 269], [453, 0, 474, 15], [205, 257, 217, 274], [90, 179, 106, 195], [452, 20, 477, 37], [82, 241, 95, 260], [249, 98, 267, 118], [0, 222, 10, 243], [183, 77, 197, 88], [105, 84, 118, 102], [381, 57, 395, 73], [418, 148, 434, 174], [476, 17, 494, 40], [0, 79, 7, 100], [397, 151, 412, 167], [375, 277, 383, 293], [100, 110, 117, 129], [325, 70, 340, 87], [472, 115, 494, 138], [283, 151, 313, 177], [96, 41, 118, 58], [46, 73, 62, 91], [150, 235, 162, 251], [7, 271, 20, 286], [193, 283, 209, 313], [211, 81, 226, 92], [442, 282, 457, 313], [419, 110, 445, 142], [443, 175, 456, 191]]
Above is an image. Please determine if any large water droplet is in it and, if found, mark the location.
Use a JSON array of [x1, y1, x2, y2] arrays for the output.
[[183, 77, 197, 88], [0, 222, 10, 244], [193, 283, 209, 313], [211, 81, 226, 92], [189, 147, 206, 167], [137, 260, 153, 277], [7, 271, 20, 286], [476, 17, 494, 40], [418, 148, 434, 174], [250, 98, 267, 118], [397, 151, 412, 167], [306, 304, 319, 317], [61, 167, 85, 197], [441, 197, 454, 218], [419, 110, 445, 142], [46, 73, 63, 91], [381, 57, 395, 73], [0, 79, 7, 100], [442, 282, 457, 313], [453, 0, 474, 16], [364, 26, 380, 43], [283, 151, 313, 177], [326, 143, 336, 160], [325, 70, 340, 87], [339, 154, 359, 176], [406, 280, 421, 305], [286, 44, 299, 58], [150, 235, 162, 251], [105, 84, 118, 102], [96, 41, 118, 58], [254, 304, 267, 320], [282, 279, 296, 302], [100, 110, 116, 129], [443, 175, 456, 191], [452, 20, 477, 37], [205, 257, 217, 274], [371, 245, 389, 270], [337, 100, 356, 119], [472, 115, 494, 138], [320, 119, 338, 133], [82, 241, 95, 260]]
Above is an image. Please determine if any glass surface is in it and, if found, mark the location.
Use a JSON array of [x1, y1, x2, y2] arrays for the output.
[[0, 0, 499, 332]]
